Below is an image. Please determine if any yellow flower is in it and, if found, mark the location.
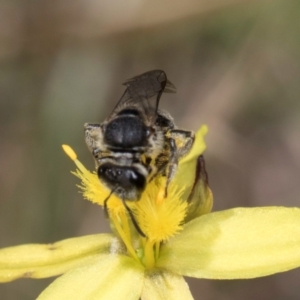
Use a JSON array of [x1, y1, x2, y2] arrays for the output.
[[1, 125, 300, 300]]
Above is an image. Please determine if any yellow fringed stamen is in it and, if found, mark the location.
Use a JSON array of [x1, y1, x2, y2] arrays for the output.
[[132, 179, 188, 243], [62, 144, 77, 161], [63, 145, 125, 215], [118, 211, 133, 246], [110, 214, 139, 262], [63, 145, 137, 260], [156, 188, 165, 205]]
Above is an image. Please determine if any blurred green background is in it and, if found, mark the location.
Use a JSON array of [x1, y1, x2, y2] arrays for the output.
[[1, 0, 300, 299]]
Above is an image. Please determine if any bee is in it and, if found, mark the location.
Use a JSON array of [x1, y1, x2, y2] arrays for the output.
[[84, 70, 195, 225]]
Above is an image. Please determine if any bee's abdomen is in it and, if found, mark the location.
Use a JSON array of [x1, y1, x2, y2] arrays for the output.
[[104, 115, 149, 149]]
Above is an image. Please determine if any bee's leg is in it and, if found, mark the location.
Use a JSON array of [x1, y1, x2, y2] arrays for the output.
[[103, 198, 109, 218], [148, 159, 168, 182], [103, 191, 146, 237], [164, 138, 178, 198], [103, 189, 116, 218], [168, 129, 195, 159], [123, 200, 146, 237], [84, 123, 101, 141], [164, 130, 195, 197], [84, 123, 102, 157]]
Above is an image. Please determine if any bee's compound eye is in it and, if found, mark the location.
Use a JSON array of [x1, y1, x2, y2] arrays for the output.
[[98, 165, 116, 178], [127, 169, 146, 190]]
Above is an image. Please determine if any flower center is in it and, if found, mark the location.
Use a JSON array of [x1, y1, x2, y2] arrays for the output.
[[62, 145, 187, 269]]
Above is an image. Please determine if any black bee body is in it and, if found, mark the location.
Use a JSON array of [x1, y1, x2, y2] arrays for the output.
[[85, 70, 194, 201]]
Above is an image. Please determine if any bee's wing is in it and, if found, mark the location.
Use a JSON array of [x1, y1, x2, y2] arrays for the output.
[[110, 70, 176, 125]]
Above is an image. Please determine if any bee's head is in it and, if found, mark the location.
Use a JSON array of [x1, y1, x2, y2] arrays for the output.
[[97, 163, 147, 200]]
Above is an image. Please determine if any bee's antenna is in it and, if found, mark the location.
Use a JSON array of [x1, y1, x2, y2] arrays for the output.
[[122, 200, 146, 238]]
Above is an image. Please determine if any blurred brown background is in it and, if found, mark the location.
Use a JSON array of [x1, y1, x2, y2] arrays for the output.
[[1, 0, 300, 299]]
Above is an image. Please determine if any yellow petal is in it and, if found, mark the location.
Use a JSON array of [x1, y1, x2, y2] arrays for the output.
[[38, 254, 144, 300], [184, 156, 213, 222], [157, 207, 300, 279], [180, 125, 208, 164], [141, 271, 193, 300], [171, 125, 207, 206], [0, 234, 117, 282], [173, 126, 207, 190]]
